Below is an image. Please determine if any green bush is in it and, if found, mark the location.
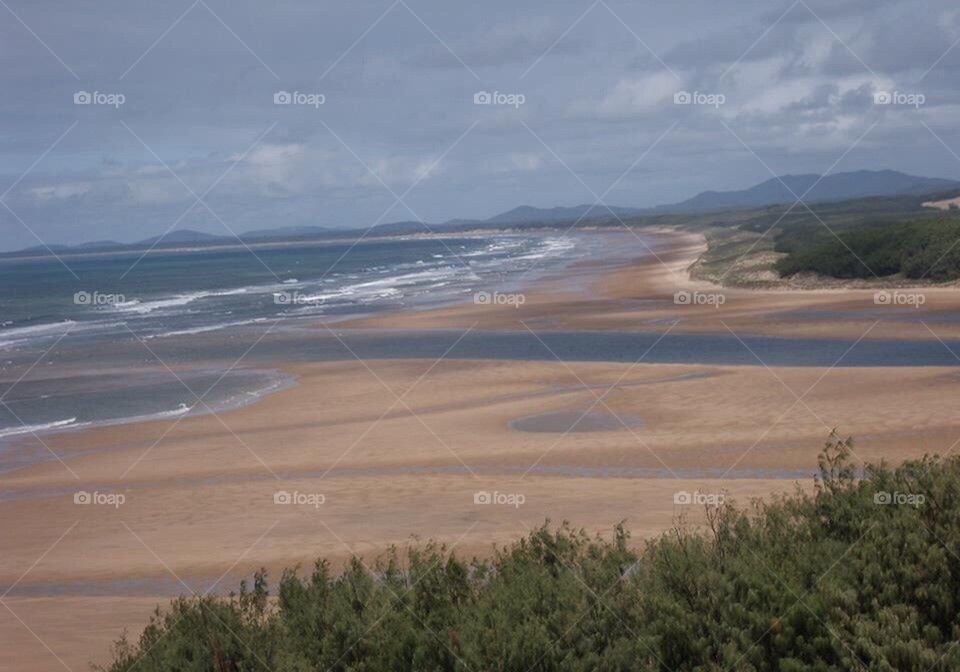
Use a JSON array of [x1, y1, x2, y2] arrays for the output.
[[775, 219, 960, 280], [100, 436, 960, 671]]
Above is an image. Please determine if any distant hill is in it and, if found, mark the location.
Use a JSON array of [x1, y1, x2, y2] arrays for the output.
[[364, 204, 645, 234], [484, 204, 645, 225], [241, 225, 332, 240], [76, 240, 124, 249], [663, 170, 959, 212], [20, 243, 72, 253], [453, 171, 958, 224], [7, 169, 959, 257], [369, 220, 437, 236], [135, 229, 228, 246]]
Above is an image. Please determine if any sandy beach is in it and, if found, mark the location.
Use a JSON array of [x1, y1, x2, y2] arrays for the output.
[[4, 228, 960, 671], [342, 228, 960, 341]]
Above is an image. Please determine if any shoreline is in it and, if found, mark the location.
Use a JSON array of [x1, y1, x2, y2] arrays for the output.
[[5, 226, 960, 671], [337, 226, 960, 341]]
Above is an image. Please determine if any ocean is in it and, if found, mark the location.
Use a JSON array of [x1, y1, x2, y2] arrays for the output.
[[0, 233, 584, 464], [0, 234, 579, 346]]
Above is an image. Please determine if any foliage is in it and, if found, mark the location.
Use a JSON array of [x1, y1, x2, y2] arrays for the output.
[[99, 436, 960, 671], [775, 219, 960, 280]]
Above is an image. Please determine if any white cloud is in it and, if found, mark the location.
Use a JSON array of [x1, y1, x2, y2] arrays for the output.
[[570, 71, 679, 119], [29, 182, 91, 200], [509, 153, 543, 171], [361, 155, 441, 188], [234, 143, 307, 191]]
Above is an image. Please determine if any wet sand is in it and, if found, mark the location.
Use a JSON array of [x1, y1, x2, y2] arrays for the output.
[[4, 227, 960, 671]]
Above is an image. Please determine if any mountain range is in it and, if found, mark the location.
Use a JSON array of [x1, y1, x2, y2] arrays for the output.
[[666, 170, 958, 212], [12, 170, 960, 255]]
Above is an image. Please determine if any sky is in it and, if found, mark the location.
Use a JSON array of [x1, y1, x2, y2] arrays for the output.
[[1, 0, 959, 250]]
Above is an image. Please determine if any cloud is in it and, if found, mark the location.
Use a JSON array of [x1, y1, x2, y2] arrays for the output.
[[569, 71, 680, 119], [231, 143, 308, 194], [28, 182, 91, 200], [407, 16, 589, 68], [509, 153, 543, 171], [2, 0, 960, 251]]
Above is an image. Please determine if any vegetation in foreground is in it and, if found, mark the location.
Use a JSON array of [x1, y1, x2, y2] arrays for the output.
[[775, 219, 960, 281], [101, 437, 960, 671]]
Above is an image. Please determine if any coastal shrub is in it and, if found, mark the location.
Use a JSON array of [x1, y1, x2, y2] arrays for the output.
[[99, 436, 960, 671], [775, 219, 960, 280]]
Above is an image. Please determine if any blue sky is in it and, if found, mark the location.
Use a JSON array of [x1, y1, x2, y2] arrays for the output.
[[1, 0, 959, 250]]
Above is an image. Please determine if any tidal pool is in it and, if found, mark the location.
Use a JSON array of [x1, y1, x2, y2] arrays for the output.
[[509, 409, 643, 433]]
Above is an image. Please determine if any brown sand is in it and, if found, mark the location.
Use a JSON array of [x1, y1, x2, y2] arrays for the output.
[[341, 228, 960, 341], [4, 228, 960, 671]]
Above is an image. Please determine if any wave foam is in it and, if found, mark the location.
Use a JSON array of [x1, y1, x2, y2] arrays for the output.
[[0, 417, 80, 439]]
